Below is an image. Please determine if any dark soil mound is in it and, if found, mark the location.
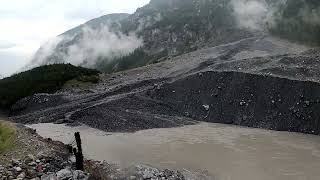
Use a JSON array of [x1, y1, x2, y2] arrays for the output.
[[147, 71, 320, 134]]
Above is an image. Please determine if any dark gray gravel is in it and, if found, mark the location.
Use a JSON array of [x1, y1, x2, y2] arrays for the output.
[[9, 36, 320, 135]]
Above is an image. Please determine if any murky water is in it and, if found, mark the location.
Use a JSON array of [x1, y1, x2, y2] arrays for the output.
[[28, 123, 320, 180]]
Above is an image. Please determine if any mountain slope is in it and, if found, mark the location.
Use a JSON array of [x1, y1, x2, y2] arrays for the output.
[[29, 0, 257, 73], [121, 0, 250, 55], [61, 13, 130, 37], [28, 0, 320, 74]]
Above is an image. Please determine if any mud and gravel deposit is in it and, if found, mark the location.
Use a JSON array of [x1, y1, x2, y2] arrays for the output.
[[10, 36, 320, 135]]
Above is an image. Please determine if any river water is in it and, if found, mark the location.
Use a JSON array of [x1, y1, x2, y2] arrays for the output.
[[28, 122, 320, 180]]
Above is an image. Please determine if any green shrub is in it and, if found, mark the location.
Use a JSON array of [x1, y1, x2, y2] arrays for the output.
[[77, 75, 100, 84], [97, 48, 168, 73], [0, 122, 15, 154]]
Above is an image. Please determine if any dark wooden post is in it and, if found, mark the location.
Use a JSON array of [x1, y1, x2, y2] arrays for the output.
[[67, 145, 73, 154], [75, 132, 82, 152], [74, 132, 84, 170]]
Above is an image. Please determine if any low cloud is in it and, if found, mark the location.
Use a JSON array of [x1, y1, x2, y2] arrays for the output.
[[300, 5, 320, 26], [27, 25, 143, 69], [230, 0, 269, 30], [24, 36, 64, 70], [0, 41, 16, 49], [67, 26, 143, 67], [230, 0, 320, 32]]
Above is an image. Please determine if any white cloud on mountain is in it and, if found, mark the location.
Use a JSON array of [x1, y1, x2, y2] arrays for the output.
[[0, 0, 150, 76]]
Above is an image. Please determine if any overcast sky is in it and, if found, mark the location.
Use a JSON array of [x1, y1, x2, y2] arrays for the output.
[[0, 0, 150, 77]]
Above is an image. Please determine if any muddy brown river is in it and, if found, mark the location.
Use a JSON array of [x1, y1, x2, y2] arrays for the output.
[[28, 122, 320, 180]]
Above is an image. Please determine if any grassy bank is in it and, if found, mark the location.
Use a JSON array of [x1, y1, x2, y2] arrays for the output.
[[0, 121, 15, 154]]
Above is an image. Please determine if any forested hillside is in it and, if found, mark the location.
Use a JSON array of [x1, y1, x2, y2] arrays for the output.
[[0, 64, 99, 108]]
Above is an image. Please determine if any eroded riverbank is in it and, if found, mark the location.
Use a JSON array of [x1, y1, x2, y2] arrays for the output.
[[28, 122, 320, 180]]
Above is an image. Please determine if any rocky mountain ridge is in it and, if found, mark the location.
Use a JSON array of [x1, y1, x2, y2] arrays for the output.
[[28, 0, 319, 74], [28, 0, 259, 72]]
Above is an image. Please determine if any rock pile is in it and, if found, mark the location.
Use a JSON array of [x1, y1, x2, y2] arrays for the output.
[[135, 165, 185, 180], [85, 161, 187, 180], [0, 154, 89, 180]]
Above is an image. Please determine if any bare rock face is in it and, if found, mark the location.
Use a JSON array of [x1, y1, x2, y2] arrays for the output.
[[128, 0, 252, 55]]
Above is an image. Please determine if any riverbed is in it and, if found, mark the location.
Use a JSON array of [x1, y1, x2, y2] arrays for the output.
[[28, 122, 320, 180]]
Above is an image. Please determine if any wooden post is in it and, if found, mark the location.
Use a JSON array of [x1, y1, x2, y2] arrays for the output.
[[74, 132, 84, 170], [67, 145, 73, 154], [75, 132, 82, 152]]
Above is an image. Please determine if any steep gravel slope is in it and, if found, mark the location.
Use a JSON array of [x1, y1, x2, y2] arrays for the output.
[[10, 36, 320, 135]]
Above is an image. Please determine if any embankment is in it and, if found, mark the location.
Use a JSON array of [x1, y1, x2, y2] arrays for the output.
[[146, 71, 320, 134]]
